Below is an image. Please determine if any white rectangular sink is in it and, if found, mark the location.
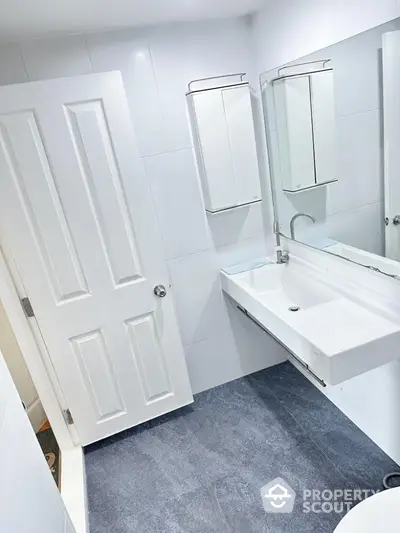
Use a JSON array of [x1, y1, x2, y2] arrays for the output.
[[221, 259, 400, 385], [233, 262, 338, 311]]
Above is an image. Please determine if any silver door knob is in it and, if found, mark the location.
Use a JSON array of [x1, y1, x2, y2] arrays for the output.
[[393, 215, 400, 225], [153, 284, 167, 298]]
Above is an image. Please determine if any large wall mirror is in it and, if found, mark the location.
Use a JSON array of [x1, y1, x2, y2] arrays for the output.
[[262, 18, 400, 278]]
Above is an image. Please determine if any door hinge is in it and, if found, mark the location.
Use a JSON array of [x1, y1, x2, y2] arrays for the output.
[[63, 409, 74, 425], [21, 297, 34, 318]]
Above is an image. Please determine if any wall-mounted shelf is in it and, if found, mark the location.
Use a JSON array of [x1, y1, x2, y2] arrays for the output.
[[187, 73, 246, 93], [283, 178, 338, 194], [205, 198, 262, 215]]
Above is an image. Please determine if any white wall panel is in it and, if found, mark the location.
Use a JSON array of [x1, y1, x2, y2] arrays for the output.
[[207, 202, 265, 248], [252, 0, 400, 74], [144, 148, 211, 259], [20, 36, 91, 81], [0, 43, 27, 86], [0, 352, 76, 533], [168, 249, 231, 347], [148, 19, 254, 154], [87, 31, 166, 157], [330, 109, 382, 215], [185, 295, 286, 394]]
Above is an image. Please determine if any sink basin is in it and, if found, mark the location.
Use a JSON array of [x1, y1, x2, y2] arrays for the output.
[[220, 257, 400, 385], [233, 262, 338, 313]]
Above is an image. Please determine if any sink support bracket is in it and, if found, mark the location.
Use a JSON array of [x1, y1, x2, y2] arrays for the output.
[[237, 305, 326, 388]]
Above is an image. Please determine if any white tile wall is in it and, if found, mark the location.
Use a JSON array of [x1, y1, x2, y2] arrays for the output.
[[144, 148, 211, 260], [326, 201, 384, 255], [168, 249, 230, 347], [0, 352, 76, 533], [328, 109, 383, 215], [20, 36, 92, 81], [207, 202, 265, 248], [331, 24, 386, 117], [87, 30, 166, 157], [0, 18, 286, 395], [0, 43, 27, 86], [185, 295, 285, 394], [251, 0, 400, 75], [216, 235, 268, 269]]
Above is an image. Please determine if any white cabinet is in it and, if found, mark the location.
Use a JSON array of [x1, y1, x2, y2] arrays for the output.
[[274, 76, 315, 191], [311, 71, 336, 187], [273, 70, 337, 193], [187, 83, 261, 213]]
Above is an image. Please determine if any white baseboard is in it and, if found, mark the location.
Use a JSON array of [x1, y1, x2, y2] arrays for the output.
[[61, 446, 88, 533], [27, 397, 46, 432]]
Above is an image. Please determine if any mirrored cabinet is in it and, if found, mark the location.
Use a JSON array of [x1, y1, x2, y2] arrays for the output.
[[272, 68, 337, 193]]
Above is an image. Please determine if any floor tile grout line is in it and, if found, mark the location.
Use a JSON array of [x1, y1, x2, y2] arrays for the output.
[[211, 483, 234, 533], [270, 379, 392, 474], [86, 365, 393, 532], [259, 376, 357, 487]]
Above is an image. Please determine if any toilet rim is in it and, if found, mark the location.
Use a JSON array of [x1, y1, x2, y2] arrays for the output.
[[333, 487, 400, 532]]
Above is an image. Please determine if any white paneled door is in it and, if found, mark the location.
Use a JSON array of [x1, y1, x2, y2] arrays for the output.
[[0, 71, 193, 445]]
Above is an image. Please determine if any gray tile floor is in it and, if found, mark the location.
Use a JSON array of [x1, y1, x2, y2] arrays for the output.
[[85, 362, 399, 532]]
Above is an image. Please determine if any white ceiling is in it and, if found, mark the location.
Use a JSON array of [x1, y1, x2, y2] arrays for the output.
[[0, 0, 267, 41]]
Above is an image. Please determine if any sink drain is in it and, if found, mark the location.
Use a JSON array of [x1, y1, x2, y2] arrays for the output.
[[288, 305, 301, 312]]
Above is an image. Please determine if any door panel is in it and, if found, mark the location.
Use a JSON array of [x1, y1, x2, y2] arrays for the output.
[[65, 100, 143, 285], [0, 111, 89, 302], [0, 72, 193, 445], [126, 313, 172, 403], [71, 329, 127, 422]]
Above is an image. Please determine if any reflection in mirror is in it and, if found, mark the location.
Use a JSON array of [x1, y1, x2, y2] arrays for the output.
[[261, 18, 400, 279], [272, 60, 337, 193]]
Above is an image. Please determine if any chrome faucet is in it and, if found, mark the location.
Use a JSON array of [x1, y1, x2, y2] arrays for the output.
[[289, 213, 316, 240], [277, 249, 290, 264], [273, 220, 290, 264]]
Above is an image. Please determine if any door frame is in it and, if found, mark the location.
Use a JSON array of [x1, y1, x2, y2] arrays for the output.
[[0, 238, 89, 533], [383, 30, 400, 260], [0, 239, 76, 450]]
